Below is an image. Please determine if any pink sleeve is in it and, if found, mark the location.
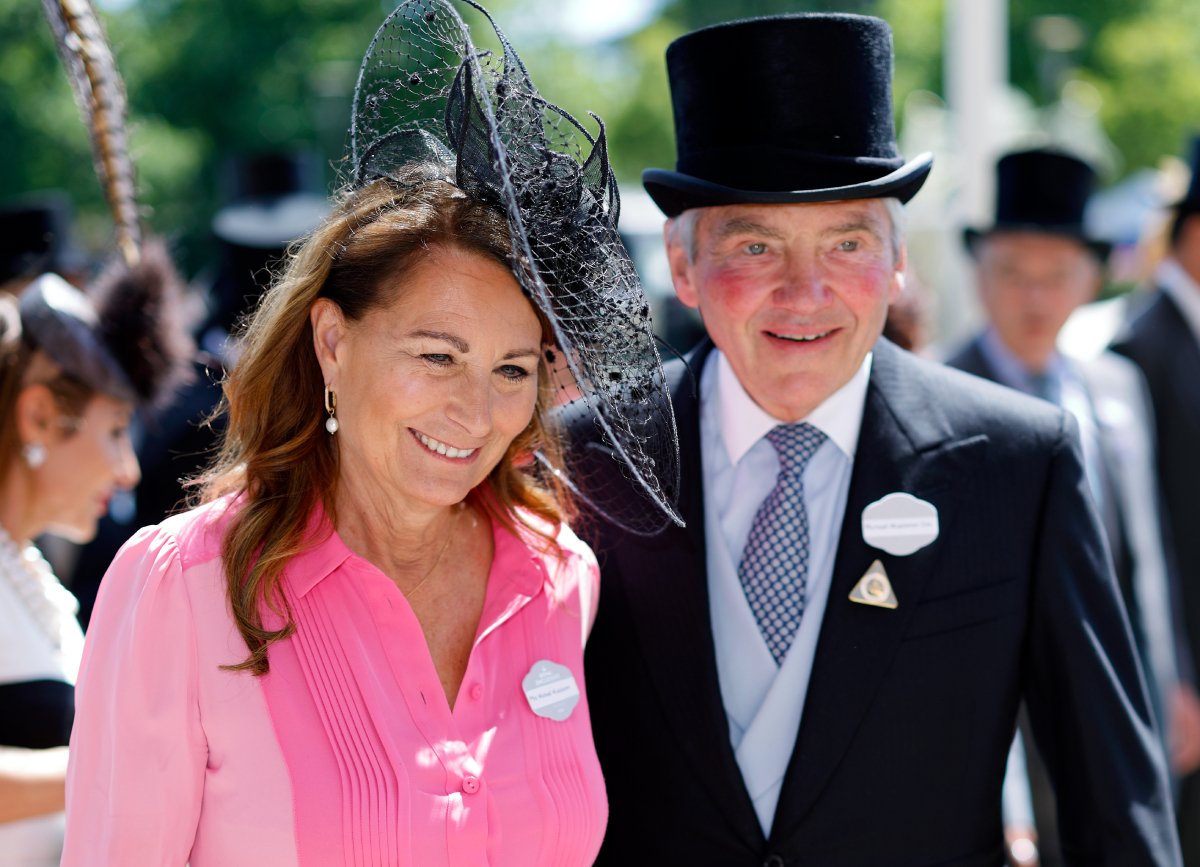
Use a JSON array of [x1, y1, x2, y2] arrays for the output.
[[62, 526, 206, 866], [568, 535, 601, 645]]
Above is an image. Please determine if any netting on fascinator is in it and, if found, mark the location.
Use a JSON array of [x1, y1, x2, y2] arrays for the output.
[[349, 0, 682, 534]]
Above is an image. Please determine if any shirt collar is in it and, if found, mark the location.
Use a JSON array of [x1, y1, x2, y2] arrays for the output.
[[978, 327, 1070, 396], [714, 349, 870, 467], [1156, 257, 1200, 343], [286, 501, 354, 597]]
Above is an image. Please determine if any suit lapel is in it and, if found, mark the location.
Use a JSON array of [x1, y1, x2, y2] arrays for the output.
[[1157, 293, 1200, 429], [613, 340, 766, 847], [771, 341, 987, 841]]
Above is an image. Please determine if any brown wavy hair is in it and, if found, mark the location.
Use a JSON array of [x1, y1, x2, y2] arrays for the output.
[[199, 170, 573, 675]]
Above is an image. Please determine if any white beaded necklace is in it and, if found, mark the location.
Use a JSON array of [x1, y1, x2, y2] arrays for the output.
[[0, 523, 76, 651]]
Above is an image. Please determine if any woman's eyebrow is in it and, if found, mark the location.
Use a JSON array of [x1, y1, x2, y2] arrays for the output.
[[502, 348, 540, 360], [407, 329, 469, 352]]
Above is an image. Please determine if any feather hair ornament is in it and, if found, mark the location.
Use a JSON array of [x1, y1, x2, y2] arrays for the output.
[[34, 0, 196, 407], [40, 0, 140, 267]]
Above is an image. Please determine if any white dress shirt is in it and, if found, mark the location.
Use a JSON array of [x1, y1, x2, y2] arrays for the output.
[[1157, 257, 1200, 346], [700, 349, 869, 835]]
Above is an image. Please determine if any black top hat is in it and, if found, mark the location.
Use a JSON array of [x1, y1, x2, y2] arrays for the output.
[[211, 150, 329, 250], [963, 148, 1111, 262], [0, 192, 89, 284], [642, 13, 932, 218]]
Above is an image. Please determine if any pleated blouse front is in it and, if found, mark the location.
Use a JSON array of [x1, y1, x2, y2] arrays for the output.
[[63, 497, 607, 867]]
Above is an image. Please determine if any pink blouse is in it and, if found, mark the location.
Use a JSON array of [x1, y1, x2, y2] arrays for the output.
[[62, 497, 607, 866]]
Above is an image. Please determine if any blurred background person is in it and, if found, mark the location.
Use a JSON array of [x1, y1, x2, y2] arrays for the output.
[[67, 149, 329, 628], [1113, 134, 1200, 865], [948, 147, 1195, 867], [883, 266, 936, 356], [0, 254, 191, 866]]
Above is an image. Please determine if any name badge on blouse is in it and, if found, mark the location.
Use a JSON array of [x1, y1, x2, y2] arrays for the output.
[[522, 660, 580, 721]]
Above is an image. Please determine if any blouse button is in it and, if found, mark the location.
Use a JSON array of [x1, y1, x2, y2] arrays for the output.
[[469, 682, 483, 701], [462, 775, 481, 795]]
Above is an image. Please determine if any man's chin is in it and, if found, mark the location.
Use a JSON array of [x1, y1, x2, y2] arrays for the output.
[[45, 519, 99, 546]]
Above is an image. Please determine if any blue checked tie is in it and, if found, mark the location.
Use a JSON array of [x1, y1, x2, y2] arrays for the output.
[[738, 422, 827, 665]]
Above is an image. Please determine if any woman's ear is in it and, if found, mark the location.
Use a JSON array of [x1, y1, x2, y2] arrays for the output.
[[14, 383, 63, 446], [310, 299, 347, 387]]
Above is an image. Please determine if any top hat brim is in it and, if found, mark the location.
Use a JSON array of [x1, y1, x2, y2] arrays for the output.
[[962, 224, 1112, 264], [642, 152, 933, 218]]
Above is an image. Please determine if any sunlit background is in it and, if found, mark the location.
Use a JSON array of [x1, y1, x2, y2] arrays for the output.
[[4, 0, 1200, 353]]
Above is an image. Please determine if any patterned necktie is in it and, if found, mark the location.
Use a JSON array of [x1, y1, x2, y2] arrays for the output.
[[737, 422, 827, 666]]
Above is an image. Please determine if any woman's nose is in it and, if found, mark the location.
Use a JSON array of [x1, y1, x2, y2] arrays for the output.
[[447, 375, 494, 439], [114, 438, 141, 490]]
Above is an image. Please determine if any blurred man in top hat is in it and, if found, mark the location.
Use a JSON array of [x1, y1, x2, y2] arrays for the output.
[[574, 13, 1180, 866], [949, 147, 1199, 867], [0, 192, 90, 291], [1113, 135, 1200, 865]]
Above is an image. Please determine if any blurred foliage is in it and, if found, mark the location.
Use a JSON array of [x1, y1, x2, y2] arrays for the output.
[[2, 0, 1199, 276]]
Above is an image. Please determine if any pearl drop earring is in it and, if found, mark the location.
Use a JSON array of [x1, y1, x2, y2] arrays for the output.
[[324, 387, 339, 434], [22, 442, 46, 469]]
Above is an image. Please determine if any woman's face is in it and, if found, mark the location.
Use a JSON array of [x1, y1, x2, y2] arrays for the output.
[[34, 393, 140, 543], [312, 247, 543, 515]]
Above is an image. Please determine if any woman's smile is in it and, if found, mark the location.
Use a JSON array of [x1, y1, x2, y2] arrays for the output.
[[410, 428, 479, 462]]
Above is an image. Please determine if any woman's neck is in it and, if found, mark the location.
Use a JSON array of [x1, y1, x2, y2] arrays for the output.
[[0, 466, 37, 546], [331, 483, 466, 585]]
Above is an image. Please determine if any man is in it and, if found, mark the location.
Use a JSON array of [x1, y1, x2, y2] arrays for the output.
[[949, 148, 1198, 865], [1113, 136, 1200, 864], [576, 13, 1180, 866]]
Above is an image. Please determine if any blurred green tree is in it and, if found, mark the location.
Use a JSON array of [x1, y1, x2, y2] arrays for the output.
[[2, 0, 1198, 275]]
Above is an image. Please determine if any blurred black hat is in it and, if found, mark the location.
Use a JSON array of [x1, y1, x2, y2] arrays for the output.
[[642, 13, 932, 218], [17, 238, 195, 408], [0, 192, 89, 285], [211, 151, 329, 250], [964, 148, 1112, 262]]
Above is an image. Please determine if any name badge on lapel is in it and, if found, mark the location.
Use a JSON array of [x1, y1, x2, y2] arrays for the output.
[[861, 492, 939, 556]]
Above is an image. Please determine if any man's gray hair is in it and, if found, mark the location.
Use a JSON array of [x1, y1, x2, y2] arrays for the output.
[[666, 197, 906, 264]]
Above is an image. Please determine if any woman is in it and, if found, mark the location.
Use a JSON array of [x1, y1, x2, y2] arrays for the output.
[[0, 245, 191, 866], [63, 2, 680, 865]]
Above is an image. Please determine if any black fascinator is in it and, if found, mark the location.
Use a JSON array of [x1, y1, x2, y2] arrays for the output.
[[350, 0, 682, 534], [18, 240, 193, 408]]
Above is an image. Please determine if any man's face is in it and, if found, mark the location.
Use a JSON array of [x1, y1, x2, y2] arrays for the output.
[[666, 199, 904, 422], [974, 232, 1101, 371], [1175, 213, 1200, 284]]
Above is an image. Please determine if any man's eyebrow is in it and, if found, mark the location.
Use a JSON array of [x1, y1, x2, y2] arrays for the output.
[[709, 217, 787, 243], [823, 214, 886, 239], [407, 329, 469, 352]]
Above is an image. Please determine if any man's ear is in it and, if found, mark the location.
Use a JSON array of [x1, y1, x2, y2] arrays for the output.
[[888, 243, 909, 305], [664, 221, 699, 309], [310, 299, 348, 387]]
